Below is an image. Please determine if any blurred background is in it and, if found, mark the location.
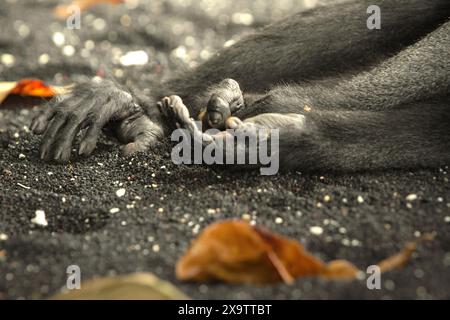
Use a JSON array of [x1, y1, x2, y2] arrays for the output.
[[0, 0, 319, 88]]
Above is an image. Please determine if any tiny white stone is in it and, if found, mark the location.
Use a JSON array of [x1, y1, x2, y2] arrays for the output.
[[275, 217, 283, 224], [38, 54, 50, 65], [444, 216, 450, 223], [0, 233, 8, 241], [323, 195, 331, 202], [406, 194, 418, 201], [93, 18, 106, 31], [116, 188, 126, 198], [357, 195, 364, 204], [18, 153, 26, 159], [62, 45, 75, 57], [152, 244, 160, 252], [52, 32, 65, 47], [31, 210, 48, 227], [1, 54, 15, 67], [109, 208, 120, 214], [309, 226, 323, 236], [119, 50, 148, 66]]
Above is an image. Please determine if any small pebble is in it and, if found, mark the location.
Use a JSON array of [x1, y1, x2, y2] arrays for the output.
[[0, 233, 8, 241], [1, 53, 15, 67], [38, 54, 50, 65], [309, 226, 323, 236], [18, 153, 26, 159], [52, 32, 65, 47], [120, 50, 148, 66], [116, 188, 126, 197], [31, 210, 48, 227], [357, 196, 364, 204], [275, 217, 283, 224], [406, 194, 418, 201], [109, 208, 120, 214]]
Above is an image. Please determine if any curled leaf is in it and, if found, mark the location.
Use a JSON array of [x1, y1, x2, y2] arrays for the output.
[[0, 79, 70, 105], [176, 220, 426, 285], [376, 233, 434, 273], [176, 220, 355, 284]]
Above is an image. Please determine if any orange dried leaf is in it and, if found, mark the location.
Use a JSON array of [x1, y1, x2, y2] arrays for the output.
[[375, 234, 434, 274], [54, 0, 124, 19], [320, 260, 360, 280], [11, 79, 56, 97], [0, 79, 70, 104], [376, 242, 417, 273], [176, 220, 328, 284], [176, 220, 427, 285]]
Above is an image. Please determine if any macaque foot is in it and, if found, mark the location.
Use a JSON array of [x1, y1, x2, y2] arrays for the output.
[[199, 79, 244, 130], [115, 112, 163, 156], [159, 95, 266, 151]]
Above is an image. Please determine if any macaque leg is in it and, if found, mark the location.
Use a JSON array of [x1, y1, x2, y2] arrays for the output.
[[159, 95, 306, 166]]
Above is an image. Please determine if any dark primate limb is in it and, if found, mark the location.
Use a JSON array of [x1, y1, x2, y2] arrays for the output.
[[276, 99, 450, 171], [31, 80, 163, 162], [169, 0, 450, 112], [31, 0, 450, 171]]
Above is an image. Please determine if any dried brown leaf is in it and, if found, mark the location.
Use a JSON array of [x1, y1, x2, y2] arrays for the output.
[[176, 220, 429, 285], [0, 79, 70, 104], [177, 220, 329, 284]]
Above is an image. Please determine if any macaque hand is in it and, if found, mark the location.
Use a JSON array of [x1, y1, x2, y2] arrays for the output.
[[31, 79, 163, 162]]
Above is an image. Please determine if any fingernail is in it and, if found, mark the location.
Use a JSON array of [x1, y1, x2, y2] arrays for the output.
[[79, 141, 86, 155]]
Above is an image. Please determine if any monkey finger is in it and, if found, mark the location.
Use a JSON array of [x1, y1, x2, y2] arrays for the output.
[[40, 113, 67, 160], [169, 95, 191, 124], [225, 116, 244, 129], [30, 107, 56, 135], [50, 117, 84, 162], [120, 139, 150, 156], [79, 124, 101, 156]]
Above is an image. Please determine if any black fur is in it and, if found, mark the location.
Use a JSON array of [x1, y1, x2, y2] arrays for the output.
[[31, 0, 450, 171]]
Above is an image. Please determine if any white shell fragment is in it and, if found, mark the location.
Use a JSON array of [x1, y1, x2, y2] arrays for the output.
[[119, 50, 148, 66], [31, 210, 48, 227], [406, 194, 418, 201], [116, 188, 126, 198], [309, 226, 324, 235]]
